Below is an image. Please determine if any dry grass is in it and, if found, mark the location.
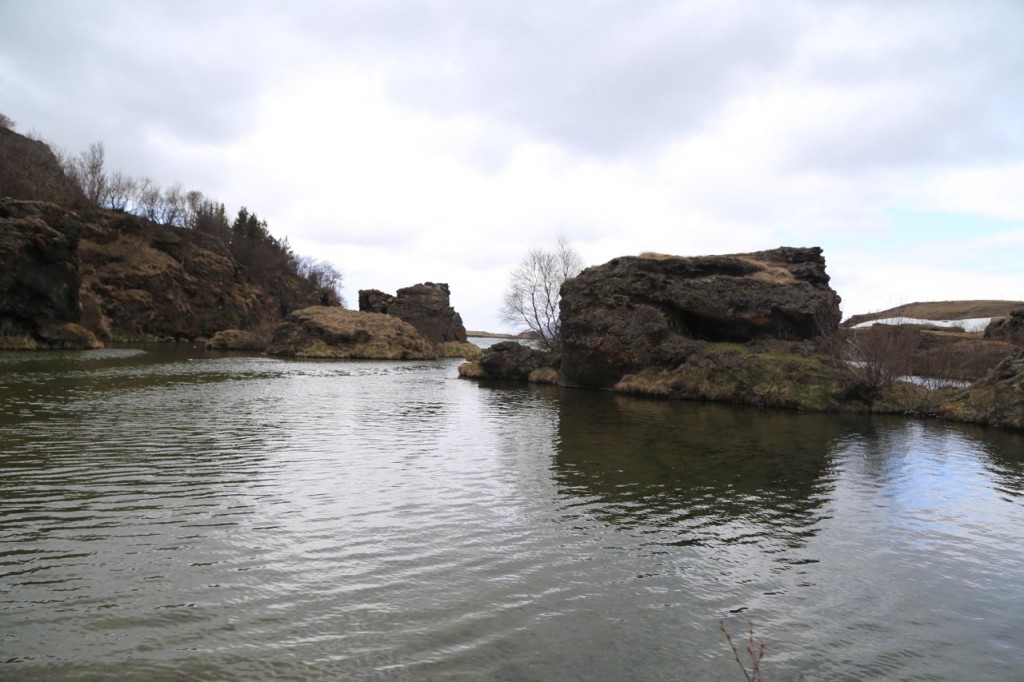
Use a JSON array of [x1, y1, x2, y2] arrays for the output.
[[268, 307, 435, 360], [737, 256, 798, 285], [436, 341, 483, 360], [720, 619, 767, 682], [457, 361, 487, 378]]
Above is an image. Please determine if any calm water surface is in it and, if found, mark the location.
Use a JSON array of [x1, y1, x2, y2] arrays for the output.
[[1, 344, 1023, 680]]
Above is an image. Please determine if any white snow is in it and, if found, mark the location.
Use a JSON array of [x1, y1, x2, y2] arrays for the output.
[[851, 317, 993, 333]]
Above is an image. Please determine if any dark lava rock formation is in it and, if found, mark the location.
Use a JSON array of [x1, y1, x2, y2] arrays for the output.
[[0, 200, 99, 348], [559, 246, 840, 388], [475, 341, 555, 381], [359, 282, 467, 345]]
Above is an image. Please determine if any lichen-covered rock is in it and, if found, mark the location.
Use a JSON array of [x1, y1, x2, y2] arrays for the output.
[[359, 282, 467, 344], [266, 306, 435, 359], [559, 247, 841, 388]]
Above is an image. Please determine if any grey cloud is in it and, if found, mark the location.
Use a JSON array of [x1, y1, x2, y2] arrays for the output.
[[2, 0, 1022, 179], [382, 1, 805, 158]]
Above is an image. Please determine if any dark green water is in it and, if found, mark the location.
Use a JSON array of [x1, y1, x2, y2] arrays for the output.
[[2, 344, 1023, 680]]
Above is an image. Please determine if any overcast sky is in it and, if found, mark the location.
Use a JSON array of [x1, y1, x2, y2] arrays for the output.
[[2, 0, 1023, 331]]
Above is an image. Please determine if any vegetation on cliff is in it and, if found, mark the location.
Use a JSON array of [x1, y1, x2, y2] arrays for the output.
[[0, 121, 345, 347]]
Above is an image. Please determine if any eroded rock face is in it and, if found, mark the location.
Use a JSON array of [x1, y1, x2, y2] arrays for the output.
[[0, 200, 92, 348], [358, 282, 467, 344], [266, 306, 435, 359], [559, 247, 841, 388]]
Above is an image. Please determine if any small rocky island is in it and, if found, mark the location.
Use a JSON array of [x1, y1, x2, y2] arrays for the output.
[[460, 247, 1024, 431]]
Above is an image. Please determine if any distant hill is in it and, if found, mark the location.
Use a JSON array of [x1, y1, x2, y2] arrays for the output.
[[843, 300, 1023, 328]]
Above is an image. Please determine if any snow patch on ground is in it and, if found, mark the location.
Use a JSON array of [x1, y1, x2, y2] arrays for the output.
[[851, 317, 993, 333]]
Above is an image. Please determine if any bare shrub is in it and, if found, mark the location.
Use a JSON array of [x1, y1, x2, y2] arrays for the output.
[[297, 256, 346, 307], [848, 324, 918, 398], [0, 112, 15, 130]]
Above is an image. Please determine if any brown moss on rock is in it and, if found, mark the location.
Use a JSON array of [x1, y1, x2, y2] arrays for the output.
[[37, 323, 102, 350], [436, 340, 483, 360], [206, 329, 268, 351], [267, 306, 435, 360]]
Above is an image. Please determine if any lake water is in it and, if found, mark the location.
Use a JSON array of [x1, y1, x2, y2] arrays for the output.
[[2, 343, 1023, 680]]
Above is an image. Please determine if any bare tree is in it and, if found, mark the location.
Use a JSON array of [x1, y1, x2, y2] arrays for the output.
[[134, 176, 163, 222], [103, 171, 137, 211], [161, 183, 187, 227], [297, 256, 346, 307], [501, 234, 584, 351], [65, 141, 108, 206], [0, 112, 15, 130]]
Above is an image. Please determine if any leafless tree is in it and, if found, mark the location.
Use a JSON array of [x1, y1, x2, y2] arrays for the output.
[[501, 234, 584, 351], [297, 256, 346, 307], [65, 141, 108, 206], [161, 183, 187, 227], [134, 176, 163, 222], [0, 112, 15, 130], [103, 171, 137, 211]]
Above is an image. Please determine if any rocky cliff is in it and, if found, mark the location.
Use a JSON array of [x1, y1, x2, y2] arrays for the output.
[[0, 198, 326, 346], [0, 126, 330, 347], [76, 207, 323, 341], [358, 282, 467, 344], [0, 200, 100, 348], [559, 246, 840, 388]]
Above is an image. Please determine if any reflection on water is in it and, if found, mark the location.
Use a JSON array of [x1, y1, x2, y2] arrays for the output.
[[1, 346, 1023, 680]]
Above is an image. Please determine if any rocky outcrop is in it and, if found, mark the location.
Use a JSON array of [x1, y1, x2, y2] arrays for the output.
[[984, 309, 1024, 346], [0, 200, 100, 349], [559, 247, 840, 388], [359, 282, 467, 344], [266, 306, 435, 359], [459, 341, 555, 381], [942, 351, 1024, 430]]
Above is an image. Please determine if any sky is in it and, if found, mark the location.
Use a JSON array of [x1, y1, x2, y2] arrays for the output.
[[2, 0, 1023, 331]]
